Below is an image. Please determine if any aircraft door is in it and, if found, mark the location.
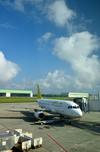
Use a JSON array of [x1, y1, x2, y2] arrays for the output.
[[83, 98, 89, 112], [59, 102, 64, 113]]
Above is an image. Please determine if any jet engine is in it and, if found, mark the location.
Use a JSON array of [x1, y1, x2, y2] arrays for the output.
[[34, 111, 45, 120]]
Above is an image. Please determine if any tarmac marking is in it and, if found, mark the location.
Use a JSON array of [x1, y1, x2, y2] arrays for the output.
[[23, 129, 68, 152], [63, 124, 70, 126], [72, 124, 100, 136], [82, 128, 100, 136]]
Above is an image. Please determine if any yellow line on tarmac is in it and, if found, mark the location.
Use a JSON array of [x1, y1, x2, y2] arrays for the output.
[[63, 124, 70, 126], [82, 128, 100, 136], [72, 123, 100, 136]]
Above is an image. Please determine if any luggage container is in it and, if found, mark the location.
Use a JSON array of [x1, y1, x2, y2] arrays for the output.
[[14, 136, 32, 151], [32, 137, 42, 148], [0, 131, 14, 152], [0, 129, 43, 152]]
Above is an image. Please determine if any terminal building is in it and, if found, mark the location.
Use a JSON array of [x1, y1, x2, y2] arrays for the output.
[[68, 92, 89, 98], [0, 90, 33, 97], [61, 92, 89, 98]]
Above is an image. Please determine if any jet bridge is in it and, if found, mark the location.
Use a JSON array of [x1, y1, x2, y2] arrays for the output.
[[88, 99, 100, 112], [73, 98, 100, 112]]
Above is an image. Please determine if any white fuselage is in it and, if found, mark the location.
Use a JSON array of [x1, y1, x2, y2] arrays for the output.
[[36, 99, 82, 118]]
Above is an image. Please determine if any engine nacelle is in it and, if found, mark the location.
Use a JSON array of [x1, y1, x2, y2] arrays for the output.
[[34, 111, 45, 120]]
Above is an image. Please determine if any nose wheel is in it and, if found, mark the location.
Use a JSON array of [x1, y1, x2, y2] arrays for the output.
[[59, 115, 72, 125], [67, 119, 71, 125]]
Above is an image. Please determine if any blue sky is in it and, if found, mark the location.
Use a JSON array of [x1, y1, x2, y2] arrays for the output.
[[0, 0, 100, 94]]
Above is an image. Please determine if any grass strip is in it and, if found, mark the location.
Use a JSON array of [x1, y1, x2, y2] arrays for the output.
[[0, 97, 72, 103]]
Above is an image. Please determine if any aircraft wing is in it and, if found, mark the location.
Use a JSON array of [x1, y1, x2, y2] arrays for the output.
[[0, 105, 51, 112]]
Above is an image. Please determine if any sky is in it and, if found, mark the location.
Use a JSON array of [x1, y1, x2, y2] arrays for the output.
[[0, 0, 100, 94]]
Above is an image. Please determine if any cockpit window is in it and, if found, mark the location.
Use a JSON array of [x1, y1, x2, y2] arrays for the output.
[[73, 106, 79, 108], [68, 106, 79, 109], [68, 106, 72, 108]]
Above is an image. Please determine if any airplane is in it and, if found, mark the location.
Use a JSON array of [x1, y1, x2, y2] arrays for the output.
[[0, 85, 82, 124], [35, 85, 82, 121]]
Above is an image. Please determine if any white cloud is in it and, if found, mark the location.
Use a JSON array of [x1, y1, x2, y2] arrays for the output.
[[42, 70, 71, 89], [0, 0, 76, 28], [37, 32, 53, 43], [6, 70, 71, 93], [0, 23, 16, 29], [42, 32, 53, 42], [53, 31, 99, 61], [12, 0, 25, 12], [53, 31, 100, 89], [0, 0, 43, 13], [0, 0, 25, 13], [46, 0, 76, 27], [1, 0, 100, 93], [0, 51, 20, 84], [6, 66, 100, 93]]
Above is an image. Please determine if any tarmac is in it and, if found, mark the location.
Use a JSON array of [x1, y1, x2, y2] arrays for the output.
[[0, 102, 100, 152]]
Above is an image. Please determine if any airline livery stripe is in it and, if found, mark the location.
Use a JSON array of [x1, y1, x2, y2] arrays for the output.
[[52, 101, 58, 105]]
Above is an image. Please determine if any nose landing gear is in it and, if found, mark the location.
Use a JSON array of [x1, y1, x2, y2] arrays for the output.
[[67, 119, 71, 125], [59, 115, 72, 125]]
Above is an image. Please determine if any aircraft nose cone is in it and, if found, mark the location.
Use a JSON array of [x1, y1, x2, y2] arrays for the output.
[[74, 110, 82, 118], [78, 110, 82, 117]]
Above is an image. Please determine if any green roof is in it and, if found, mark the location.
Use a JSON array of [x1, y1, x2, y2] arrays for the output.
[[0, 90, 32, 94]]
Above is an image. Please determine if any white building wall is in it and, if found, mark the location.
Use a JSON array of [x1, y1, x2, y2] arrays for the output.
[[6, 92, 11, 97], [68, 93, 88, 98], [30, 93, 33, 97]]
